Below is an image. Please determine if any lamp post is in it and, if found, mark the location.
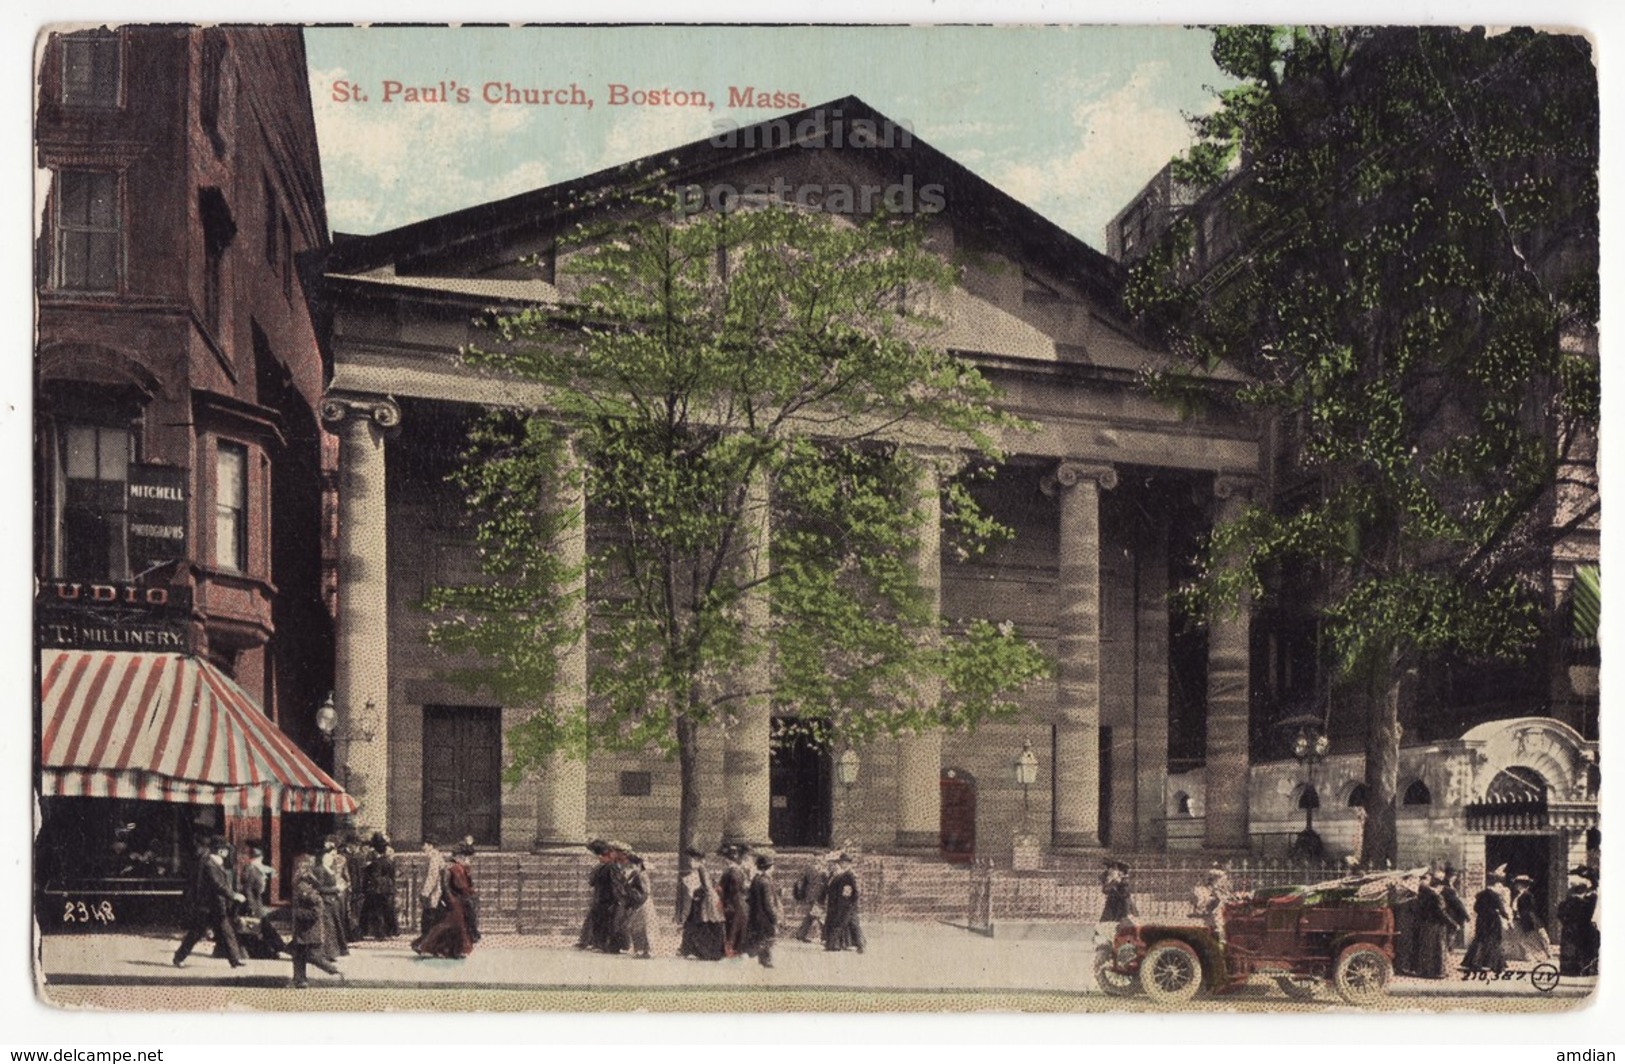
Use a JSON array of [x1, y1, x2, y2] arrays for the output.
[[835, 747, 860, 847], [1289, 722, 1330, 860], [1013, 740, 1039, 836]]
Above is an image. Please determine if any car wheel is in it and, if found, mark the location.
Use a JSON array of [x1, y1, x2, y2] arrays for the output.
[[1333, 943, 1392, 1005], [1141, 940, 1203, 1004], [1274, 975, 1319, 1000], [1093, 949, 1138, 997]]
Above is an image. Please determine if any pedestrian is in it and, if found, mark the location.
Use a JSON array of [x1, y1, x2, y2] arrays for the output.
[[358, 832, 400, 940], [719, 843, 752, 958], [1441, 864, 1470, 951], [614, 851, 653, 959], [823, 852, 864, 953], [289, 853, 342, 988], [792, 854, 831, 943], [676, 846, 726, 960], [412, 842, 478, 958], [1507, 873, 1551, 962], [315, 835, 351, 956], [238, 840, 289, 959], [1412, 870, 1458, 979], [577, 839, 621, 951], [337, 833, 362, 942], [1099, 859, 1137, 923], [419, 838, 446, 937], [1557, 866, 1599, 977], [1463, 868, 1510, 974], [745, 852, 781, 968], [172, 837, 246, 969]]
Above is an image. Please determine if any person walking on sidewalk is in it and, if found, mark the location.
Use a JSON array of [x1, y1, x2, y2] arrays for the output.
[[173, 837, 246, 969], [792, 854, 831, 943], [419, 838, 447, 937], [578, 839, 621, 952], [358, 832, 400, 940], [745, 852, 781, 968], [238, 840, 289, 960], [676, 847, 726, 960], [1464, 868, 1510, 973], [823, 853, 864, 953], [719, 843, 753, 958], [412, 842, 478, 959], [614, 851, 653, 959], [289, 853, 342, 988]]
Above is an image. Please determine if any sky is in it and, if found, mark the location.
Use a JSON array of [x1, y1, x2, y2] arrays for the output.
[[305, 25, 1230, 249]]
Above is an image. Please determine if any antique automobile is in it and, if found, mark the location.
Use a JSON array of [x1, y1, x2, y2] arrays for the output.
[[1099, 869, 1420, 1005]]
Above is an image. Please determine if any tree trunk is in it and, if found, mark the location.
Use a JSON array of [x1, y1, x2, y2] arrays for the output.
[[1359, 650, 1407, 868]]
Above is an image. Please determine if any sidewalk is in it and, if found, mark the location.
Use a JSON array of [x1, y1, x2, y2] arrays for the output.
[[38, 922, 1597, 1006]]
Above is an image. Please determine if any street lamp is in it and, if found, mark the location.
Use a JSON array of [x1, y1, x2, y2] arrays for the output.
[[1013, 740, 1039, 835], [1287, 721, 1330, 860], [315, 691, 339, 740], [835, 747, 860, 850]]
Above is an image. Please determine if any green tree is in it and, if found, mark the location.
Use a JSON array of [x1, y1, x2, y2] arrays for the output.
[[427, 182, 1049, 863], [1128, 27, 1599, 866]]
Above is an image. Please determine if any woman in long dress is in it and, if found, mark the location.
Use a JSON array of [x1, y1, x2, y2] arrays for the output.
[[1506, 874, 1551, 962], [1463, 871, 1509, 973], [411, 844, 477, 958], [1411, 873, 1456, 979], [676, 848, 725, 960], [1557, 867, 1600, 976]]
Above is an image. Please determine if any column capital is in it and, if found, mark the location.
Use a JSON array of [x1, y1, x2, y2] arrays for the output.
[[321, 393, 402, 431], [1041, 459, 1118, 498], [1213, 473, 1259, 503]]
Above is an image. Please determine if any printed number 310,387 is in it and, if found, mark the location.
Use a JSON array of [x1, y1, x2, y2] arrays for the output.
[[62, 900, 116, 924]]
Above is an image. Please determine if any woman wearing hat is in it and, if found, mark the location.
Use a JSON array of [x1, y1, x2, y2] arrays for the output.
[[577, 840, 621, 953], [1412, 870, 1460, 979], [676, 847, 725, 960], [1464, 867, 1510, 974], [1506, 873, 1551, 962], [719, 843, 753, 958], [1557, 866, 1599, 976], [411, 843, 478, 958], [358, 832, 400, 940]]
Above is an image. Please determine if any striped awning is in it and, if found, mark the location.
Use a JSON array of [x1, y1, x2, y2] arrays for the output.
[[39, 649, 357, 815]]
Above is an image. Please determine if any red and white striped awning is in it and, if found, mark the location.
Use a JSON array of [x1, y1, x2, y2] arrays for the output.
[[39, 650, 357, 815]]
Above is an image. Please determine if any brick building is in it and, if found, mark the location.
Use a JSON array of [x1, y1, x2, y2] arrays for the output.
[[33, 25, 350, 920]]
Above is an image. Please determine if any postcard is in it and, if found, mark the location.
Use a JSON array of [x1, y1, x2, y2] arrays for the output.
[[30, 21, 1601, 1019]]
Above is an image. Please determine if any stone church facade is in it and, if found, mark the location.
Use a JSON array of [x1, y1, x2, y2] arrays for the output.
[[315, 98, 1263, 860]]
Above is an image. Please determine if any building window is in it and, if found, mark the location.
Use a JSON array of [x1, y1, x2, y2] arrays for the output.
[[60, 30, 120, 108], [1347, 783, 1369, 808], [1402, 779, 1433, 806], [199, 187, 236, 337], [56, 423, 132, 580], [53, 170, 121, 292], [216, 441, 248, 572], [619, 771, 652, 797]]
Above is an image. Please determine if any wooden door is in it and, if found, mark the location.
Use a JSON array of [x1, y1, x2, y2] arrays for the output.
[[940, 767, 976, 864], [422, 705, 502, 845]]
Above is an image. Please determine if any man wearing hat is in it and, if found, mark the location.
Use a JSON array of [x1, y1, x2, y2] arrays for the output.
[[1557, 866, 1599, 976], [1464, 866, 1510, 973], [1412, 869, 1460, 978], [173, 837, 247, 968], [745, 852, 781, 968], [823, 852, 864, 953], [1099, 860, 1137, 924]]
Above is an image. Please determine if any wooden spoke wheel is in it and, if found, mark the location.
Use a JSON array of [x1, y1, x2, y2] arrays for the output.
[[1333, 943, 1392, 1005], [1141, 940, 1203, 1004]]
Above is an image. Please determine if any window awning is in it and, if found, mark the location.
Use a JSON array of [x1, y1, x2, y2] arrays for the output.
[[39, 649, 356, 815]]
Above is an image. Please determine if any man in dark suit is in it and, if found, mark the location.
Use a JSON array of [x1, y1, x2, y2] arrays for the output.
[[173, 837, 247, 968]]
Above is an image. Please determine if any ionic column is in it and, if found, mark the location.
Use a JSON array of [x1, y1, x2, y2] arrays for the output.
[[895, 458, 944, 851], [533, 434, 588, 849], [320, 395, 400, 836], [1043, 460, 1117, 851], [1205, 474, 1256, 852], [723, 471, 773, 848]]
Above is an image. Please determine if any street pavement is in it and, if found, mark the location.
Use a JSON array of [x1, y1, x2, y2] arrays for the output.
[[37, 921, 1597, 1012]]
